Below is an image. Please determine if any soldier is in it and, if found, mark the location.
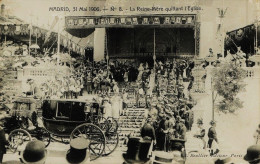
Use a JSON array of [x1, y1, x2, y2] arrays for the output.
[[208, 120, 219, 156]]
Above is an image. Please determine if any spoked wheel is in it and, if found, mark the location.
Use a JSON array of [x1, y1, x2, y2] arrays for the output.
[[35, 128, 51, 148], [95, 116, 108, 131], [70, 123, 106, 161], [106, 117, 119, 134], [103, 132, 119, 156], [8, 129, 32, 153]]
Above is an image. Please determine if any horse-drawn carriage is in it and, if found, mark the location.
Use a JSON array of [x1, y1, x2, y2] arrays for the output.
[[4, 97, 41, 132], [5, 98, 119, 161]]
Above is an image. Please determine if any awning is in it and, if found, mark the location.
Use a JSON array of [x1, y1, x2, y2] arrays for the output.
[[66, 28, 95, 38], [225, 23, 259, 54], [65, 14, 197, 38]]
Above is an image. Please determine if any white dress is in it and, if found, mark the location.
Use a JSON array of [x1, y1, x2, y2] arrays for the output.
[[103, 102, 112, 119], [111, 96, 121, 119], [193, 127, 206, 150], [147, 73, 155, 96]]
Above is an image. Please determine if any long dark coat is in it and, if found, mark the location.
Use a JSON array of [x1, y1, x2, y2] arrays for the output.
[[0, 127, 8, 153]]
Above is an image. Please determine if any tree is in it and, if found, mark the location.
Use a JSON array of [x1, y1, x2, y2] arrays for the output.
[[212, 60, 247, 113]]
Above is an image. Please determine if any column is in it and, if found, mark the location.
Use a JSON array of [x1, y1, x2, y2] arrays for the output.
[[94, 28, 105, 61]]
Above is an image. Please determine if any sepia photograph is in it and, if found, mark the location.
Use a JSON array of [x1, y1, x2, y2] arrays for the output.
[[0, 0, 259, 163]]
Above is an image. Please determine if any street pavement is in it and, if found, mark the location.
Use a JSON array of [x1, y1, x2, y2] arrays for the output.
[[3, 131, 247, 164]]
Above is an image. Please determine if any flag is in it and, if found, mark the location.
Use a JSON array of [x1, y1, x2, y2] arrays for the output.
[[44, 16, 59, 44]]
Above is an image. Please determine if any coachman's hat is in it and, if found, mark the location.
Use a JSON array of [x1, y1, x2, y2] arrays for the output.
[[21, 140, 47, 164], [66, 137, 90, 164], [244, 145, 260, 163]]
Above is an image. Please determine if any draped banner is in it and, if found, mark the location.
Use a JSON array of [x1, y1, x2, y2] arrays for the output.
[[44, 16, 59, 44]]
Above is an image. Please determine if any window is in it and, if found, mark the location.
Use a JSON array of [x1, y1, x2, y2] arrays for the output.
[[56, 102, 71, 119]]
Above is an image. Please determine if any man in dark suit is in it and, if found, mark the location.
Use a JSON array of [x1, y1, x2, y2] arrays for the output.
[[141, 117, 156, 155], [178, 119, 187, 140], [157, 114, 170, 151], [0, 124, 8, 163]]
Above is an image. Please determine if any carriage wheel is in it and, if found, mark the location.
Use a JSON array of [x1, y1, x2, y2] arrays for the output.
[[106, 117, 119, 134], [36, 128, 51, 148], [103, 132, 119, 156], [95, 116, 108, 131], [8, 129, 32, 153], [70, 123, 106, 161]]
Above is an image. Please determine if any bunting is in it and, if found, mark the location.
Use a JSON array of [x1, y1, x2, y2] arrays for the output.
[[44, 16, 59, 44]]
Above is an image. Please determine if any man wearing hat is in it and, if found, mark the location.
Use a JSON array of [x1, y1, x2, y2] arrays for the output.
[[193, 118, 206, 150], [208, 120, 219, 156], [66, 138, 90, 164], [157, 113, 170, 151], [141, 117, 156, 158], [177, 119, 187, 140], [20, 140, 47, 164], [244, 144, 260, 164]]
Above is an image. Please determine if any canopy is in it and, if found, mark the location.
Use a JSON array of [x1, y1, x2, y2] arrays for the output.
[[65, 14, 196, 38], [225, 22, 259, 54], [0, 15, 94, 55]]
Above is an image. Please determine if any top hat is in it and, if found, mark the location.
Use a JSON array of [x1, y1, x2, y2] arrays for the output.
[[21, 140, 47, 164], [244, 145, 260, 163], [122, 137, 151, 164], [66, 137, 90, 164]]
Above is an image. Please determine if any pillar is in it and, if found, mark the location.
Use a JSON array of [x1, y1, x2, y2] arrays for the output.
[[94, 28, 105, 61]]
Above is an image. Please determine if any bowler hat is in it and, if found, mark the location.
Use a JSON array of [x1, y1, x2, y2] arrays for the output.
[[21, 140, 47, 164], [244, 145, 260, 163], [66, 137, 90, 164]]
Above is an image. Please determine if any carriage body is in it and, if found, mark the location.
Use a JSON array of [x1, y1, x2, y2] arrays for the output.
[[8, 97, 40, 117], [4, 97, 41, 132], [7, 98, 119, 160], [42, 99, 91, 136]]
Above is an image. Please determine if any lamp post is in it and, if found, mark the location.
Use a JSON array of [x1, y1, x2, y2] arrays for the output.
[[217, 6, 227, 58]]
